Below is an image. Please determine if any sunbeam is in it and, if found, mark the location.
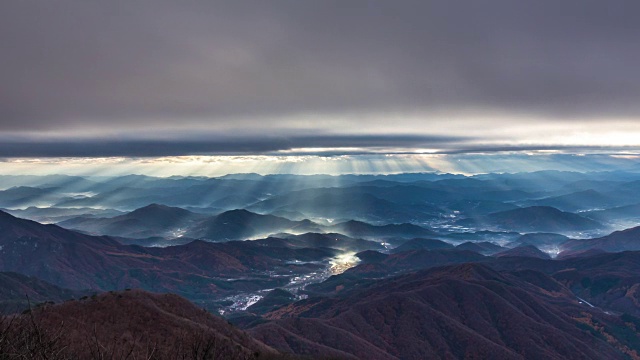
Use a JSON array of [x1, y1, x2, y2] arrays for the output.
[[3, 152, 640, 178]]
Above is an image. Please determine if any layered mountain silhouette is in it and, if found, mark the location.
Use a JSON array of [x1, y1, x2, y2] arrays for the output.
[[4, 206, 123, 224], [58, 203, 205, 238], [455, 241, 505, 255], [523, 189, 621, 212], [585, 203, 640, 223], [444, 199, 520, 216], [494, 244, 552, 259], [261, 232, 384, 252], [0, 210, 336, 301], [3, 172, 640, 359], [329, 220, 436, 239], [248, 187, 437, 223], [59, 207, 324, 241], [561, 225, 640, 253], [184, 209, 322, 241], [457, 206, 602, 233], [0, 186, 63, 208], [512, 233, 569, 247], [391, 238, 454, 253]]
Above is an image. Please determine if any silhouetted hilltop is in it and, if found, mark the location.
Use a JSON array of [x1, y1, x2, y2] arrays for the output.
[[6, 289, 278, 359]]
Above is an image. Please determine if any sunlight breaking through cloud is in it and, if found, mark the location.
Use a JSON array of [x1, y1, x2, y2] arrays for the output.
[[0, 152, 639, 178]]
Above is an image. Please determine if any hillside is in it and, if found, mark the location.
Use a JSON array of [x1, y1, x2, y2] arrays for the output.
[[526, 189, 620, 212], [494, 245, 552, 259], [2, 289, 279, 359], [0, 272, 82, 314], [58, 203, 205, 238], [185, 209, 321, 241], [0, 210, 336, 303], [391, 238, 454, 253], [250, 263, 637, 359], [330, 220, 436, 239], [457, 206, 602, 233], [561, 226, 640, 253]]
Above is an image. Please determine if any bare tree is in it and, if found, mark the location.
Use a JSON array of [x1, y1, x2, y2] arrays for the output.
[[0, 297, 70, 360]]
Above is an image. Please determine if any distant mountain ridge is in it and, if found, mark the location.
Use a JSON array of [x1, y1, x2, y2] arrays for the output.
[[524, 189, 620, 212], [561, 225, 640, 254], [329, 220, 436, 238], [58, 203, 205, 238], [494, 244, 552, 259], [0, 210, 339, 302], [184, 209, 322, 241], [457, 206, 602, 233]]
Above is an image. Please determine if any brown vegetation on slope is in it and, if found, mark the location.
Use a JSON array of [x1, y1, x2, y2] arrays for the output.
[[251, 263, 638, 360], [1, 289, 280, 359]]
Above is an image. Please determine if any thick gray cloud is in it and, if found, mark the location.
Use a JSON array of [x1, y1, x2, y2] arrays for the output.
[[0, 134, 469, 157], [0, 135, 635, 158], [1, 0, 639, 155]]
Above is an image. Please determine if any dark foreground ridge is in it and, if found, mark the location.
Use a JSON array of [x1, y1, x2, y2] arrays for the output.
[[249, 263, 640, 360], [0, 289, 286, 359]]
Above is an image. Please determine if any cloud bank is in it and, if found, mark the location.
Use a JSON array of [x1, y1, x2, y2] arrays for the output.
[[1, 1, 639, 156]]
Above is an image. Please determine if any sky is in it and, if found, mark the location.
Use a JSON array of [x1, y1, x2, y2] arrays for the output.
[[1, 1, 640, 175]]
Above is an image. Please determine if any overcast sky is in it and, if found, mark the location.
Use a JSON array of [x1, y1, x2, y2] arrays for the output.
[[1, 0, 640, 157]]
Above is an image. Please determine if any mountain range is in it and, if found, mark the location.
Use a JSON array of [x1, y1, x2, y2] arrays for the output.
[[457, 206, 602, 233], [2, 171, 640, 358]]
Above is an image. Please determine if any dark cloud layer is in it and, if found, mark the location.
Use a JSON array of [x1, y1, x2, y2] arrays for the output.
[[0, 135, 467, 157], [1, 1, 639, 156], [0, 135, 636, 158]]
